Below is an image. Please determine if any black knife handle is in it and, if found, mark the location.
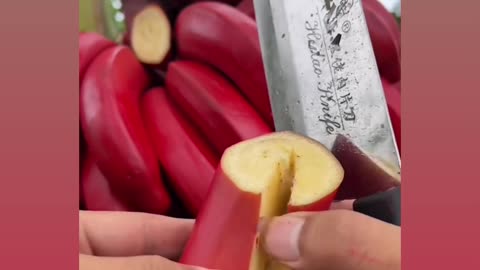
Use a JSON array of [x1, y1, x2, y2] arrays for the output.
[[352, 187, 401, 226]]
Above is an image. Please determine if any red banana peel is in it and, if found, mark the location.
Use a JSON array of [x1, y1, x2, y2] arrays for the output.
[[363, 0, 401, 84], [141, 88, 219, 216], [332, 134, 401, 200], [80, 45, 171, 214], [180, 132, 344, 269], [393, 80, 401, 91], [382, 78, 401, 154], [175, 2, 274, 128], [237, 0, 255, 20], [81, 155, 131, 211], [165, 61, 272, 155], [79, 32, 115, 81], [80, 154, 85, 210], [79, 32, 115, 177]]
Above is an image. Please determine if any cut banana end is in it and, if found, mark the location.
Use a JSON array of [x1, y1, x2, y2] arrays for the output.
[[131, 4, 171, 65], [222, 131, 344, 270], [223, 132, 344, 209]]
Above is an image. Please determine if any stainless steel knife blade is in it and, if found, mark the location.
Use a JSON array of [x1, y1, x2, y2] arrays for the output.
[[253, 0, 401, 178]]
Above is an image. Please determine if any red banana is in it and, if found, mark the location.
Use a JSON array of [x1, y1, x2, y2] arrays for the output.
[[332, 134, 400, 200], [79, 32, 115, 82], [81, 155, 131, 211], [79, 32, 115, 182], [175, 2, 274, 128], [382, 78, 401, 154], [394, 80, 401, 91], [237, 0, 255, 19], [80, 45, 171, 214], [141, 87, 219, 216], [80, 154, 85, 210], [180, 132, 344, 268], [363, 0, 401, 84], [165, 61, 272, 155], [127, 3, 173, 66]]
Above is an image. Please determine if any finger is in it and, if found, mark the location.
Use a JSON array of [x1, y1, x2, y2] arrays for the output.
[[282, 199, 355, 215], [260, 210, 400, 270], [79, 210, 194, 259], [258, 200, 355, 229], [79, 254, 210, 270], [258, 199, 355, 226]]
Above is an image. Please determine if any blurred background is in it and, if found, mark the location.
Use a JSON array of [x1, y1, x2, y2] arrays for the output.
[[79, 0, 126, 41]]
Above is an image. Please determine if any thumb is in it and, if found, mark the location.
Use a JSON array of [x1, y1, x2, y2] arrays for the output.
[[260, 210, 400, 270], [80, 254, 211, 270]]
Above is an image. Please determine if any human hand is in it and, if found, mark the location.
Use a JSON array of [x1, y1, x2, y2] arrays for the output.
[[79, 210, 206, 270], [259, 201, 401, 270]]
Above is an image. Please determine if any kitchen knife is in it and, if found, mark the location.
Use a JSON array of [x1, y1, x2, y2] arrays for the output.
[[253, 0, 401, 225]]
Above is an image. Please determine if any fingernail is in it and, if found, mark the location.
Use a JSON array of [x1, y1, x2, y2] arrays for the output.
[[330, 199, 355, 210], [257, 217, 269, 233], [262, 216, 304, 261]]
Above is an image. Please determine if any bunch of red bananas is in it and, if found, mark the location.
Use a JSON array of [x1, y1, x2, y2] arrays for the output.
[[79, 0, 401, 218]]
